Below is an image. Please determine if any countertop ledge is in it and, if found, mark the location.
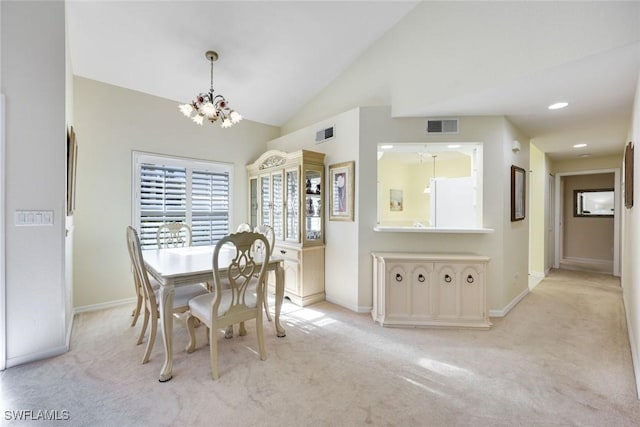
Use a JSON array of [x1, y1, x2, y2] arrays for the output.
[[373, 226, 494, 234]]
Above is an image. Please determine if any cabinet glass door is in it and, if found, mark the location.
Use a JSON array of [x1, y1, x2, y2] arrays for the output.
[[249, 177, 258, 229], [260, 175, 270, 228], [286, 168, 299, 242], [304, 168, 323, 243], [272, 172, 284, 240]]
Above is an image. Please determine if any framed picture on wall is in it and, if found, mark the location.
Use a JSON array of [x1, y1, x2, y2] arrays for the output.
[[67, 126, 78, 215], [329, 161, 355, 221], [511, 165, 525, 221], [625, 141, 634, 209], [390, 189, 403, 212]]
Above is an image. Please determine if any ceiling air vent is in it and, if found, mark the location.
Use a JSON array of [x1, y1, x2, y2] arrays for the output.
[[426, 118, 458, 134], [315, 125, 335, 144]]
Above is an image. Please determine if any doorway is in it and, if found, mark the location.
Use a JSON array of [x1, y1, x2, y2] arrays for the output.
[[554, 169, 620, 276]]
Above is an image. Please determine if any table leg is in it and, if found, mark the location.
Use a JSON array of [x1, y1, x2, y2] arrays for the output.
[[274, 261, 286, 337], [158, 286, 175, 382]]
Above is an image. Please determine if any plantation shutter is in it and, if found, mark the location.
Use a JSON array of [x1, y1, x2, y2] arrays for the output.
[[191, 169, 230, 246], [134, 152, 233, 250], [139, 163, 187, 248]]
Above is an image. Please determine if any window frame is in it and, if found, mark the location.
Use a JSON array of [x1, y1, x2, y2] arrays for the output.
[[132, 151, 234, 248]]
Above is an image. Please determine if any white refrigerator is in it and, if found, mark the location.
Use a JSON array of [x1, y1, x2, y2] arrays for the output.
[[430, 177, 476, 228]]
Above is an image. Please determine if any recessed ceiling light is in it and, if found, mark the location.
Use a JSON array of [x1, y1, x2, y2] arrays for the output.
[[447, 144, 461, 148], [573, 143, 587, 148], [548, 102, 568, 110], [380, 144, 393, 150]]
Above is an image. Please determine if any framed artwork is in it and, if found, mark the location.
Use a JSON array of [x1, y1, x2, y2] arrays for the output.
[[67, 126, 78, 215], [625, 141, 634, 209], [510, 165, 525, 221], [390, 189, 403, 211], [329, 161, 355, 221]]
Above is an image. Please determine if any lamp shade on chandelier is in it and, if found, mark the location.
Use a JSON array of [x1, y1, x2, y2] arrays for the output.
[[178, 50, 242, 128]]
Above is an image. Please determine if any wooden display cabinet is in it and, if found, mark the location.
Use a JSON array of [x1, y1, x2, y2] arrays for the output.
[[248, 149, 325, 306]]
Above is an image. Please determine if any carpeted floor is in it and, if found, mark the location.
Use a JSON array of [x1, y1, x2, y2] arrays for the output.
[[1, 269, 639, 426]]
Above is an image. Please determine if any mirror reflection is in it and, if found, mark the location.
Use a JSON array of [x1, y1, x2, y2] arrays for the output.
[[574, 189, 614, 217], [377, 142, 483, 229]]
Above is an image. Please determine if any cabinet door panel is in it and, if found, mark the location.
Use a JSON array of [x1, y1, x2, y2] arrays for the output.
[[460, 266, 483, 319], [284, 259, 300, 294], [436, 265, 459, 317], [411, 264, 433, 318], [387, 265, 409, 318]]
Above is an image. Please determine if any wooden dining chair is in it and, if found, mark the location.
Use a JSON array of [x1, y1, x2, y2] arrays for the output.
[[236, 222, 252, 232], [129, 222, 191, 327], [156, 222, 192, 248], [185, 231, 270, 379], [126, 226, 208, 364], [223, 224, 274, 336]]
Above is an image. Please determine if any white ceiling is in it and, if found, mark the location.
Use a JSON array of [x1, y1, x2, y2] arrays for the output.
[[66, 1, 640, 160]]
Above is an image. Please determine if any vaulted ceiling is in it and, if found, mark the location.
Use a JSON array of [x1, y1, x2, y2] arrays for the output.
[[66, 1, 640, 160]]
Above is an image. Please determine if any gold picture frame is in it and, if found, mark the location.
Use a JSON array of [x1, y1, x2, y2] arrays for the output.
[[67, 126, 78, 215], [625, 141, 634, 209], [511, 165, 525, 221], [329, 161, 355, 221]]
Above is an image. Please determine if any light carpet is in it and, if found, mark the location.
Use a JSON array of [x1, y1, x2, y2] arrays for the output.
[[1, 269, 639, 426]]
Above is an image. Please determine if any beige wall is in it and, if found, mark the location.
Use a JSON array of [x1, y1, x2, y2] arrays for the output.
[[267, 108, 360, 310], [620, 70, 640, 397], [73, 77, 279, 308], [562, 174, 615, 261], [271, 108, 533, 313], [552, 155, 622, 174], [1, 0, 68, 366], [529, 143, 547, 276], [358, 108, 530, 313]]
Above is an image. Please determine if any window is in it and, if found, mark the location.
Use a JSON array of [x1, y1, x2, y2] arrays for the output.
[[377, 142, 483, 228], [133, 152, 233, 249]]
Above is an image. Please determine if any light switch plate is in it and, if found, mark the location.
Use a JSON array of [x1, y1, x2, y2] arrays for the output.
[[15, 210, 54, 226]]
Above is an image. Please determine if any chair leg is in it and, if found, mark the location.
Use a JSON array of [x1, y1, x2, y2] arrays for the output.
[[224, 325, 234, 339], [239, 322, 247, 336], [185, 315, 197, 353], [142, 310, 157, 364], [256, 310, 266, 361], [131, 294, 142, 327], [263, 297, 272, 322], [209, 327, 219, 380], [136, 307, 149, 345]]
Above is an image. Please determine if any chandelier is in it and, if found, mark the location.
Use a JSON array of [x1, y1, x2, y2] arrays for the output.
[[178, 50, 242, 128], [424, 154, 437, 194]]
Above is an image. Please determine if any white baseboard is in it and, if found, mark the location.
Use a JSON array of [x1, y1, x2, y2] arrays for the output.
[[529, 271, 546, 291], [489, 287, 529, 318], [74, 297, 136, 314], [622, 294, 640, 399], [356, 305, 373, 314], [324, 295, 371, 314], [5, 345, 68, 369]]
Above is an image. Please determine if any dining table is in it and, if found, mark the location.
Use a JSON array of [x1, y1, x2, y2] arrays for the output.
[[142, 244, 286, 382]]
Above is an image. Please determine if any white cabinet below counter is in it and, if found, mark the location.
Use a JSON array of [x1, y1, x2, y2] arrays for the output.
[[371, 252, 492, 329]]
